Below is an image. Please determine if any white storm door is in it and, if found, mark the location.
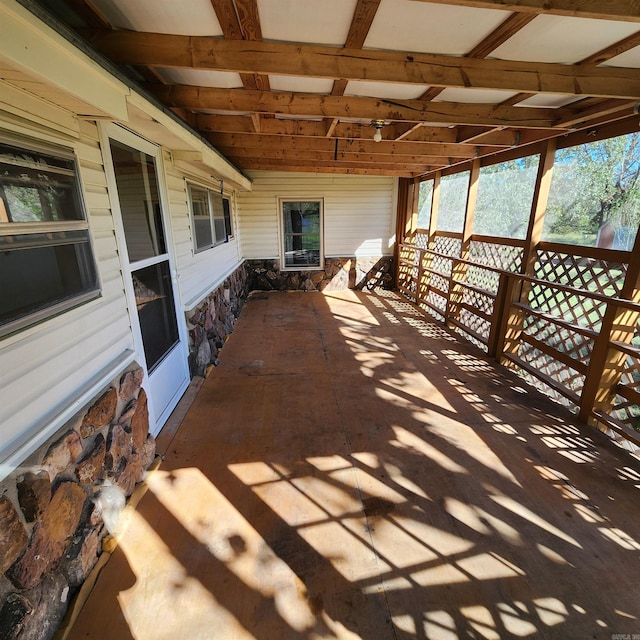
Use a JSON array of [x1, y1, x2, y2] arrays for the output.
[[105, 127, 188, 432]]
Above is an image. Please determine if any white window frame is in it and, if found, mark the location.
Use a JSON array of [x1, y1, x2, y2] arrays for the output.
[[0, 131, 100, 339], [187, 181, 233, 253], [279, 197, 324, 271]]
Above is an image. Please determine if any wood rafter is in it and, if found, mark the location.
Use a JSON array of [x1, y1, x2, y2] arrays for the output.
[[228, 158, 429, 175], [205, 132, 503, 157], [409, 0, 640, 22], [85, 32, 640, 100], [419, 12, 536, 101], [195, 114, 479, 143], [149, 85, 569, 128], [209, 0, 268, 91], [332, 0, 381, 97], [216, 147, 449, 166]]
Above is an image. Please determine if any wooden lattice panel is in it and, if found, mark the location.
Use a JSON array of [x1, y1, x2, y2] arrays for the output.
[[427, 291, 447, 319], [430, 254, 453, 278], [467, 264, 500, 293], [611, 351, 640, 433], [457, 308, 490, 351], [515, 342, 583, 406], [469, 240, 524, 272], [534, 249, 627, 292], [430, 234, 462, 258], [528, 250, 619, 332], [415, 232, 429, 249], [523, 315, 594, 367]]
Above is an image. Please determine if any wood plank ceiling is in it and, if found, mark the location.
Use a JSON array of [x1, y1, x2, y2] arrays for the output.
[[36, 0, 640, 176]]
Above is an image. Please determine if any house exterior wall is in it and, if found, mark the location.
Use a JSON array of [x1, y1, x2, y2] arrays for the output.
[[0, 115, 135, 475], [164, 159, 244, 310], [237, 171, 397, 260], [237, 171, 397, 292]]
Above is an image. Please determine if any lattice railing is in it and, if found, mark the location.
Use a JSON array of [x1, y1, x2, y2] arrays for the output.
[[396, 235, 640, 452], [508, 245, 630, 409]]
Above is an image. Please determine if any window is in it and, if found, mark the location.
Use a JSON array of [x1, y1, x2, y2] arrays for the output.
[[0, 135, 99, 338], [187, 182, 233, 252], [280, 199, 323, 269]]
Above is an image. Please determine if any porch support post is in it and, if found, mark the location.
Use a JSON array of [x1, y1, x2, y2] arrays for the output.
[[497, 139, 556, 365], [579, 231, 640, 425], [394, 177, 414, 288], [446, 159, 480, 327]]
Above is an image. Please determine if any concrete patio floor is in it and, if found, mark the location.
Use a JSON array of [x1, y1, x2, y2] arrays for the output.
[[67, 289, 640, 639]]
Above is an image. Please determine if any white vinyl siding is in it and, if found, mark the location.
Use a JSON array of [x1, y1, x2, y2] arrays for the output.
[[164, 164, 242, 309], [0, 118, 133, 467], [237, 172, 396, 260]]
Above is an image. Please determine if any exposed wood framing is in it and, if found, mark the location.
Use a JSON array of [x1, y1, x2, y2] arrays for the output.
[[151, 86, 566, 128], [85, 32, 640, 100], [409, 0, 640, 22]]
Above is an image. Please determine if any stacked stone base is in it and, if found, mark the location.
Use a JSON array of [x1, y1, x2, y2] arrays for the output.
[[0, 365, 155, 640], [186, 263, 250, 377], [246, 256, 394, 292]]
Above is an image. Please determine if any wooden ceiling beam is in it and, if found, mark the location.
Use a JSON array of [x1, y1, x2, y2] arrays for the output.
[[408, 0, 640, 22], [204, 132, 511, 156], [195, 114, 464, 141], [555, 99, 638, 128], [228, 157, 430, 174], [232, 160, 421, 176], [86, 32, 640, 100], [151, 85, 565, 128], [215, 145, 452, 165], [209, 0, 267, 91]]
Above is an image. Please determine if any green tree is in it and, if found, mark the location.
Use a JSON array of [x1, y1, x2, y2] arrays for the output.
[[545, 132, 640, 248], [473, 154, 540, 239]]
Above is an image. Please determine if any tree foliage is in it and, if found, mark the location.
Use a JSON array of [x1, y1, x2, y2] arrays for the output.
[[474, 155, 540, 239], [544, 132, 640, 248]]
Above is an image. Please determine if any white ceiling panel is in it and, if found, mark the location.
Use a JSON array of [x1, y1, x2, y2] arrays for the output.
[[345, 81, 429, 100], [365, 0, 509, 55], [516, 93, 581, 108], [154, 68, 243, 89], [90, 0, 222, 35], [491, 15, 640, 64], [259, 0, 358, 45], [269, 76, 335, 94], [602, 46, 640, 68], [434, 88, 518, 104]]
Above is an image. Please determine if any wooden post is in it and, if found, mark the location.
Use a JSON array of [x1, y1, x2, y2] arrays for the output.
[[496, 140, 556, 364], [393, 177, 413, 289], [446, 159, 479, 327], [579, 231, 640, 425], [420, 172, 441, 308]]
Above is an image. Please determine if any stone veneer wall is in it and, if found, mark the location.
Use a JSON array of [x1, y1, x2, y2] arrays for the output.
[[186, 263, 251, 378], [246, 256, 394, 293], [0, 364, 155, 640]]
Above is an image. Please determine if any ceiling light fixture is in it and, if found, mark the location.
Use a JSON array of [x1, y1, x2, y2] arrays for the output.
[[371, 119, 386, 142]]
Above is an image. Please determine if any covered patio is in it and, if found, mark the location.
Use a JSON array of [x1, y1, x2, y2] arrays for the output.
[[66, 290, 640, 639]]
